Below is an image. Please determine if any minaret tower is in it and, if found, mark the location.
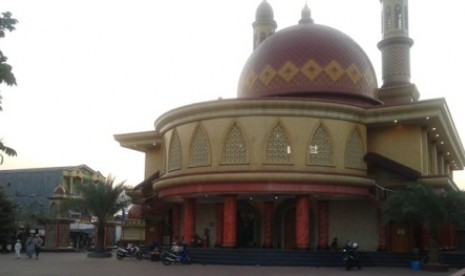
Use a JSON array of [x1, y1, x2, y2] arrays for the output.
[[253, 0, 277, 50], [377, 0, 419, 104]]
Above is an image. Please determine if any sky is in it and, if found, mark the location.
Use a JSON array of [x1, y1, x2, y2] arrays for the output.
[[1, 0, 464, 188]]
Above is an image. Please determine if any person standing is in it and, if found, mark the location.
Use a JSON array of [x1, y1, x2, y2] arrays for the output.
[[14, 239, 22, 258]]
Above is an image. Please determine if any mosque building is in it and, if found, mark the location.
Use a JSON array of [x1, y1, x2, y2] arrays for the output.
[[114, 0, 465, 253]]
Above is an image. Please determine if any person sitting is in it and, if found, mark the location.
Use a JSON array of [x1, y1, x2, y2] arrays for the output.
[[330, 237, 339, 250], [150, 240, 161, 261]]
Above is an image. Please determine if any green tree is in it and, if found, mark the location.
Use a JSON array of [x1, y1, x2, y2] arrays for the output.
[[0, 11, 18, 163], [62, 176, 130, 253], [382, 183, 465, 264], [0, 186, 16, 247]]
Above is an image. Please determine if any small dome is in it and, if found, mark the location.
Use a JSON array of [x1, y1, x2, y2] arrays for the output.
[[238, 23, 380, 105], [255, 0, 274, 21], [128, 205, 143, 219], [53, 185, 66, 195]]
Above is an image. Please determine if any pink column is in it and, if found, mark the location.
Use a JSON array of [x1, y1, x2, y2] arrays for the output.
[[172, 204, 181, 243], [262, 201, 274, 248], [317, 201, 329, 250], [215, 203, 224, 247], [222, 195, 237, 247], [183, 198, 196, 245], [295, 195, 310, 249]]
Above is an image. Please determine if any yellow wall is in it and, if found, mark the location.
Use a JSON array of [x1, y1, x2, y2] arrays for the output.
[[367, 125, 424, 173]]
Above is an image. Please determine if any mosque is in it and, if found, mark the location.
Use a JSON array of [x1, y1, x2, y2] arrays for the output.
[[114, 0, 465, 253]]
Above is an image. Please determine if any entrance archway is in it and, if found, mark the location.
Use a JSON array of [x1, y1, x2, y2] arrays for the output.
[[274, 199, 296, 249], [236, 201, 260, 248]]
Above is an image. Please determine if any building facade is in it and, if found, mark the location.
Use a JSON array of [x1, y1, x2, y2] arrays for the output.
[[0, 165, 106, 248], [115, 0, 465, 252]]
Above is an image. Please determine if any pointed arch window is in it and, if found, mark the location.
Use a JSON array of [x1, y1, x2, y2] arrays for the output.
[[266, 122, 291, 163], [222, 123, 247, 164], [395, 4, 402, 29], [384, 7, 392, 31], [308, 124, 333, 166], [189, 125, 211, 167], [345, 128, 366, 169], [168, 130, 182, 171], [404, 6, 409, 31]]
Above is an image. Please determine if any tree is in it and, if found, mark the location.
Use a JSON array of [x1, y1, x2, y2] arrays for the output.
[[0, 186, 16, 247], [0, 11, 18, 163], [62, 176, 130, 253], [382, 183, 465, 264]]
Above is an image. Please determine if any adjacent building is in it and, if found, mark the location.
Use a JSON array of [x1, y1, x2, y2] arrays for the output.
[[0, 165, 106, 248]]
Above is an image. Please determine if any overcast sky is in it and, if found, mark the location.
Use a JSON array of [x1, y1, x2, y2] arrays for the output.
[[1, 0, 464, 188]]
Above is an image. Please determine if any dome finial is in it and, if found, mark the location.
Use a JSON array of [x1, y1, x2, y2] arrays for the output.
[[299, 2, 314, 24]]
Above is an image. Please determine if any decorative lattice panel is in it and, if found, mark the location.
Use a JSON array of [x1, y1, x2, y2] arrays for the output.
[[308, 124, 333, 166], [168, 132, 182, 171], [189, 126, 210, 167], [222, 124, 247, 164], [266, 123, 291, 163], [345, 130, 365, 169]]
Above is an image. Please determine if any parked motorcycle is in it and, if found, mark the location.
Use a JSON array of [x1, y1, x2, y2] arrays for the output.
[[161, 245, 191, 265], [116, 244, 142, 260], [342, 242, 361, 270]]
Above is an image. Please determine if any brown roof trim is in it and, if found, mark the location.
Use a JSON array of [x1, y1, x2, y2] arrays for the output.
[[134, 171, 160, 190]]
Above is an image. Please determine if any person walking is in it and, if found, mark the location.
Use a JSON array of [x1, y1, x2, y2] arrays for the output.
[[25, 234, 34, 259], [34, 234, 43, 260], [14, 239, 22, 259]]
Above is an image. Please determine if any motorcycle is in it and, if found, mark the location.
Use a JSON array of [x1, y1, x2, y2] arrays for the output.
[[342, 242, 361, 270], [161, 245, 191, 265], [116, 244, 142, 260]]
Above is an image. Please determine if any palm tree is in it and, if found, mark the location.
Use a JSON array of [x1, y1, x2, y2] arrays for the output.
[[382, 183, 465, 264], [0, 139, 16, 164], [63, 176, 130, 253]]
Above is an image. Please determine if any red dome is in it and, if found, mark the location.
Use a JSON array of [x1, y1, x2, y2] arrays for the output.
[[237, 23, 380, 105]]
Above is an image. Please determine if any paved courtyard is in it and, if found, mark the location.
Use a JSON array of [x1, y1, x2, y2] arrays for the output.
[[0, 251, 461, 276]]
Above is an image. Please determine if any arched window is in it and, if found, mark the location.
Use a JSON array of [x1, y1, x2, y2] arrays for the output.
[[308, 123, 333, 166], [189, 125, 211, 167], [345, 128, 365, 169], [222, 123, 247, 164], [395, 4, 402, 29], [385, 7, 392, 31], [404, 6, 409, 31], [168, 130, 182, 171], [266, 122, 291, 163]]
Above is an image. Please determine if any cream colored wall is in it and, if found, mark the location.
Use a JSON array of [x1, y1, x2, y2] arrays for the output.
[[160, 116, 367, 176], [328, 200, 378, 251], [144, 147, 163, 178], [367, 125, 424, 173]]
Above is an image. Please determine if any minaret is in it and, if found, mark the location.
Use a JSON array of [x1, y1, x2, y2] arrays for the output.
[[253, 0, 277, 50], [377, 0, 419, 104]]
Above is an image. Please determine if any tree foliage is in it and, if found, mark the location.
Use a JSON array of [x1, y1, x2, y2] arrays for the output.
[[382, 183, 465, 264], [0, 11, 18, 163], [62, 176, 131, 253], [0, 186, 16, 245]]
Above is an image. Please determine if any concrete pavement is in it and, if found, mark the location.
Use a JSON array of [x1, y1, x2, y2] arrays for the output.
[[0, 251, 461, 276]]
